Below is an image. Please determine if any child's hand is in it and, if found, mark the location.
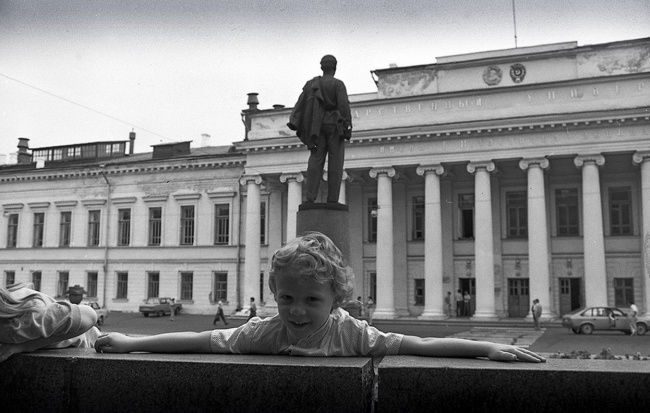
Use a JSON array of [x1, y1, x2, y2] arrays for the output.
[[95, 332, 133, 354], [0, 342, 20, 363], [486, 343, 546, 363]]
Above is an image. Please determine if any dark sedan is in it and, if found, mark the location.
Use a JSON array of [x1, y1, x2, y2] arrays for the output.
[[561, 306, 648, 335]]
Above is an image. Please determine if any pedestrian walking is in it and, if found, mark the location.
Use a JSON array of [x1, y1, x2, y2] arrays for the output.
[[628, 301, 639, 335], [213, 300, 229, 326]]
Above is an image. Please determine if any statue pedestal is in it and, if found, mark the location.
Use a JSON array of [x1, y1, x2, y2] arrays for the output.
[[297, 203, 350, 261]]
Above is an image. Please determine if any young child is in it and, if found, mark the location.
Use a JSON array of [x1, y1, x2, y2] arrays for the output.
[[95, 232, 545, 363], [1, 282, 100, 363]]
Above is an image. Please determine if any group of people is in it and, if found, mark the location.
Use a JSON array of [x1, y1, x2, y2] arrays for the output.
[[443, 290, 472, 317]]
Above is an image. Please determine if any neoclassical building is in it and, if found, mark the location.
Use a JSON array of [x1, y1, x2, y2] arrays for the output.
[[1, 37, 649, 319]]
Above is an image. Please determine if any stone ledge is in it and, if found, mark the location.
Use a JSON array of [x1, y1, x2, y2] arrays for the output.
[[378, 356, 650, 412], [1, 349, 374, 413]]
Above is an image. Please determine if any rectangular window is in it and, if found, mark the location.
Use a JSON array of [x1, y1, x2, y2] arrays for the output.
[[147, 272, 160, 298], [412, 196, 425, 240], [88, 210, 101, 246], [609, 187, 632, 236], [57, 271, 69, 298], [556, 188, 579, 236], [367, 198, 378, 242], [369, 271, 377, 304], [33, 212, 45, 247], [213, 272, 228, 301], [116, 272, 128, 299], [506, 191, 528, 238], [180, 272, 193, 300], [260, 272, 265, 302], [414, 278, 425, 305], [214, 204, 230, 245], [148, 207, 162, 246], [260, 201, 267, 245], [180, 206, 195, 245], [32, 271, 42, 291], [459, 194, 474, 239], [59, 211, 72, 247], [87, 271, 98, 298], [5, 271, 15, 286], [614, 278, 634, 308], [117, 208, 131, 246], [7, 213, 19, 248]]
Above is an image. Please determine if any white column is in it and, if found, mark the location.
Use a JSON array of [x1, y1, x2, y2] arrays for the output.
[[519, 157, 555, 319], [280, 172, 303, 241], [574, 155, 607, 307], [416, 164, 446, 319], [467, 161, 498, 319], [322, 170, 348, 204], [240, 174, 262, 309], [370, 167, 396, 319], [633, 151, 650, 314]]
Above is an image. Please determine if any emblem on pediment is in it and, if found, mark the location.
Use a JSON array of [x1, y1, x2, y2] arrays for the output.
[[510, 63, 526, 83], [482, 65, 502, 86]]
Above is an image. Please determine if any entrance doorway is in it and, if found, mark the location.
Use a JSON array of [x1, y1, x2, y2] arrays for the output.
[[559, 278, 582, 316], [458, 278, 476, 317], [507, 278, 530, 317]]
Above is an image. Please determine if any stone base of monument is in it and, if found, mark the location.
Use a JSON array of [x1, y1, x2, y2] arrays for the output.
[[297, 202, 350, 261]]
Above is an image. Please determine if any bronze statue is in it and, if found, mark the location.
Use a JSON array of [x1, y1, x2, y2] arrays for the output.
[[287, 55, 352, 203]]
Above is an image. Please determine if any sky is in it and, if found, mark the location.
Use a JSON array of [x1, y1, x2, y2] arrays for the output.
[[1, 0, 648, 158]]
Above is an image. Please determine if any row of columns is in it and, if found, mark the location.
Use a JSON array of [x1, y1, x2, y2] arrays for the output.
[[239, 151, 650, 318]]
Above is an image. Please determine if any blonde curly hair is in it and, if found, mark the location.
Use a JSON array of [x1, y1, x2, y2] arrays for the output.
[[269, 232, 355, 307]]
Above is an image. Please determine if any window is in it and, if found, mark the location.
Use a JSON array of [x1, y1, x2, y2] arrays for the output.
[[180, 206, 195, 245], [414, 278, 425, 305], [556, 188, 579, 236], [88, 210, 101, 246], [614, 278, 634, 307], [213, 272, 228, 301], [214, 204, 230, 245], [609, 187, 632, 235], [32, 212, 45, 247], [32, 271, 42, 291], [147, 272, 160, 298], [57, 271, 69, 297], [369, 271, 377, 304], [116, 272, 128, 299], [180, 272, 193, 300], [59, 211, 72, 247], [459, 194, 474, 239], [7, 213, 18, 248], [367, 198, 378, 242], [506, 191, 528, 238], [260, 272, 265, 302], [260, 201, 267, 245], [412, 196, 425, 240], [5, 271, 15, 286], [117, 208, 131, 246], [148, 207, 162, 246], [87, 271, 98, 298]]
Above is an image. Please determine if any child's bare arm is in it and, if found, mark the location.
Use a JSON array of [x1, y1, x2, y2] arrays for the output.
[[398, 335, 545, 363], [95, 331, 213, 354]]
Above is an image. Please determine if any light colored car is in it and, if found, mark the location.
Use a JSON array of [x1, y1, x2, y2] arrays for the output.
[[138, 297, 182, 317], [84, 301, 108, 325], [561, 306, 648, 335]]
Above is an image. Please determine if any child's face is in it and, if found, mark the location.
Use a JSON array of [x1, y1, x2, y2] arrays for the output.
[[273, 271, 336, 341]]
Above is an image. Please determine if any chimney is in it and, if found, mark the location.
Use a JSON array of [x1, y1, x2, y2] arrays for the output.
[[17, 137, 31, 164], [273, 104, 285, 110], [129, 131, 136, 154], [241, 92, 260, 141], [246, 93, 260, 111]]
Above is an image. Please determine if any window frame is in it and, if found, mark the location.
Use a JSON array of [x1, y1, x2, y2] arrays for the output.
[[148, 206, 163, 246], [213, 271, 228, 302], [606, 185, 635, 236], [505, 190, 528, 239], [59, 211, 72, 247], [180, 271, 193, 300], [116, 272, 129, 299], [32, 212, 45, 248], [117, 208, 132, 246], [179, 205, 196, 246], [6, 213, 19, 248], [214, 203, 231, 245], [87, 210, 101, 246], [552, 186, 581, 237]]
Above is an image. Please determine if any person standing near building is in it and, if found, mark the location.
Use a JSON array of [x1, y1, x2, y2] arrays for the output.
[[366, 297, 375, 325], [247, 297, 257, 321], [463, 291, 471, 317], [444, 292, 452, 317], [532, 299, 542, 331], [287, 54, 352, 204], [628, 301, 639, 336], [455, 289, 463, 317]]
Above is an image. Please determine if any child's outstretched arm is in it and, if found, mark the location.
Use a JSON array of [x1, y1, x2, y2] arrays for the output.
[[95, 331, 213, 354], [398, 335, 545, 363], [0, 303, 98, 363]]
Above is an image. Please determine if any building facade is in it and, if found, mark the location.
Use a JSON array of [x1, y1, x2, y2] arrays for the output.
[[2, 38, 649, 319]]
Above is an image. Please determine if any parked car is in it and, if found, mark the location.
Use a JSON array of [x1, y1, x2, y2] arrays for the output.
[[561, 306, 648, 335], [84, 301, 108, 325], [139, 297, 182, 317]]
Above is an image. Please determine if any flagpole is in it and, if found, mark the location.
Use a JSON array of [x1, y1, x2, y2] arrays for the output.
[[512, 0, 518, 48]]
